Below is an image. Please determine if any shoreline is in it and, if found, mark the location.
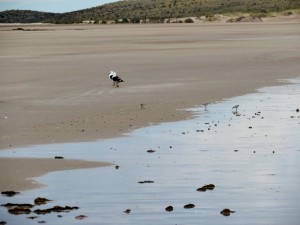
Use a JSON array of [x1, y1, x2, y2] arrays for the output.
[[0, 157, 113, 191], [1, 78, 295, 192], [0, 20, 299, 191], [1, 71, 300, 225]]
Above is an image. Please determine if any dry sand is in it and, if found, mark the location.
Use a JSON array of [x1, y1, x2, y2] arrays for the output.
[[0, 18, 299, 191]]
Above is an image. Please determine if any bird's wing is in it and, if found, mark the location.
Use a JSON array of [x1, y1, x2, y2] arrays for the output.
[[112, 76, 122, 81]]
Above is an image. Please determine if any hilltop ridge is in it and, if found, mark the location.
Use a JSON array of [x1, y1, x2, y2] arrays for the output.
[[1, 0, 299, 24]]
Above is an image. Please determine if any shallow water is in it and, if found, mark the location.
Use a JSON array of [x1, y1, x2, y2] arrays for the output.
[[1, 78, 300, 225]]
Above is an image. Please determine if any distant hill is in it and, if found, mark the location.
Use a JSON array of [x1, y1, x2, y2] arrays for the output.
[[0, 10, 60, 23], [1, 0, 300, 24]]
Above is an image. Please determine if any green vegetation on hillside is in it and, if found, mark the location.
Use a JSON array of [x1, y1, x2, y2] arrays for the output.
[[1, 0, 299, 24]]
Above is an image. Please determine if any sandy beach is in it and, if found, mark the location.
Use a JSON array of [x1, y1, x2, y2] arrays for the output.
[[0, 18, 300, 191]]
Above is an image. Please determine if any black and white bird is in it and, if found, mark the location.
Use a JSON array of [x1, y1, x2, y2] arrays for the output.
[[232, 104, 239, 112], [109, 71, 124, 88]]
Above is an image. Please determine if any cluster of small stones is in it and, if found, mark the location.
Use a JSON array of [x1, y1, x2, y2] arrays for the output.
[[124, 182, 233, 216], [122, 147, 235, 216], [1, 192, 85, 223]]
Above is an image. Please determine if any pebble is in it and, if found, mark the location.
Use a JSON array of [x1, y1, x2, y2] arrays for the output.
[[124, 209, 131, 214], [184, 204, 195, 209], [165, 206, 173, 212], [220, 208, 235, 216]]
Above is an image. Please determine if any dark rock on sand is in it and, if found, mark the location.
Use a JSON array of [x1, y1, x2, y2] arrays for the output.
[[197, 186, 207, 191], [27, 216, 39, 220], [75, 215, 88, 220], [124, 209, 131, 214], [8, 206, 31, 215], [147, 149, 156, 153], [34, 206, 79, 215], [138, 180, 154, 184], [197, 184, 215, 192], [54, 156, 64, 159], [1, 203, 34, 208], [1, 191, 20, 197], [184, 204, 195, 209], [205, 184, 215, 190], [220, 208, 235, 216], [34, 197, 51, 205], [0, 221, 7, 225], [165, 206, 173, 212], [34, 208, 52, 215]]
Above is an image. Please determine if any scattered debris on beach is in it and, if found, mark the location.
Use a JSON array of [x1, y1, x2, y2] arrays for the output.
[[1, 193, 80, 222]]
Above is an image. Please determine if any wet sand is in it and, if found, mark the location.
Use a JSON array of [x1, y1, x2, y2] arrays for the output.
[[1, 78, 299, 224], [0, 19, 300, 191], [0, 157, 112, 191]]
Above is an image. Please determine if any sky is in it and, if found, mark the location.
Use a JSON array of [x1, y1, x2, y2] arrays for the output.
[[0, 0, 116, 13]]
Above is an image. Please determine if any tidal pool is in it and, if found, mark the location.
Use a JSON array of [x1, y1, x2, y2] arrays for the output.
[[1, 78, 300, 225]]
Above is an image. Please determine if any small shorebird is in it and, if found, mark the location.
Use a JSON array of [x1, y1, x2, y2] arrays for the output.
[[232, 105, 239, 112], [108, 71, 124, 88], [202, 103, 209, 111]]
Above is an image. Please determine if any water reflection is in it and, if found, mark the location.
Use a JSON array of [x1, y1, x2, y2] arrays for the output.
[[1, 78, 300, 225]]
